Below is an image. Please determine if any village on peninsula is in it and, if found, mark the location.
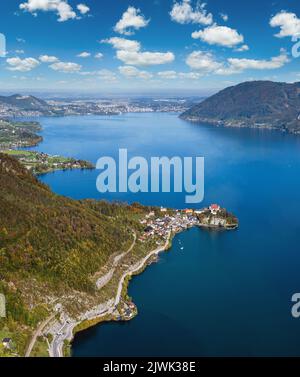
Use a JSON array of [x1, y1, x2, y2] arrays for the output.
[[139, 204, 238, 243], [111, 204, 239, 322]]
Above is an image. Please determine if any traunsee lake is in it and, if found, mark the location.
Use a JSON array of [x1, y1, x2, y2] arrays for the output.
[[26, 112, 300, 356]]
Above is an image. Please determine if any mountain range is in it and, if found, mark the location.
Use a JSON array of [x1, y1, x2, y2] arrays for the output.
[[181, 81, 300, 134]]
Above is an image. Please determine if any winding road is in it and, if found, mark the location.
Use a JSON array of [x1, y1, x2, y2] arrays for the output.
[[49, 232, 170, 357], [25, 314, 55, 357]]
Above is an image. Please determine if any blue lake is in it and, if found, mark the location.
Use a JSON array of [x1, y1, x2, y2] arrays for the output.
[[26, 112, 300, 356]]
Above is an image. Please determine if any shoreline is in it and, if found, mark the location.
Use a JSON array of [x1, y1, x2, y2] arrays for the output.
[[47, 211, 238, 357], [47, 232, 173, 357], [180, 116, 300, 135]]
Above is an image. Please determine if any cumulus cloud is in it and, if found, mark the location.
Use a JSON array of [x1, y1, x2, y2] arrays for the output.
[[186, 50, 289, 75], [49, 61, 82, 73], [77, 51, 91, 58], [235, 44, 249, 52], [116, 50, 174, 66], [192, 25, 244, 47], [19, 0, 81, 22], [102, 37, 141, 52], [270, 11, 300, 38], [103, 37, 175, 66], [227, 52, 289, 71], [95, 52, 103, 59], [119, 66, 153, 79], [6, 57, 40, 71], [77, 3, 90, 15], [186, 51, 222, 72], [170, 0, 213, 25], [39, 55, 59, 63], [114, 6, 149, 35]]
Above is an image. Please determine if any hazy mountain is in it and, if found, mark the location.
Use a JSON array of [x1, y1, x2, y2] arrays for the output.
[[0, 94, 51, 111], [181, 81, 300, 134]]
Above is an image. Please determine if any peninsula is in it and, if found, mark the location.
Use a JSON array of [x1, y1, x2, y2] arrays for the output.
[[0, 154, 237, 357]]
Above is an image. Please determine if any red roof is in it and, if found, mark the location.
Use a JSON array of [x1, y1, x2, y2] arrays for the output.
[[210, 204, 220, 209]]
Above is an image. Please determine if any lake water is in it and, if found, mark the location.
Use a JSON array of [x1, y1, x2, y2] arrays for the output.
[[26, 112, 300, 356]]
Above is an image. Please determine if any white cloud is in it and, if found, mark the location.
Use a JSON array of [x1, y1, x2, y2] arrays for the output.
[[170, 0, 213, 25], [227, 52, 289, 71], [114, 6, 149, 35], [270, 11, 300, 38], [77, 3, 89, 15], [186, 49, 289, 75], [77, 51, 91, 58], [192, 25, 244, 47], [186, 51, 222, 72], [6, 57, 40, 72], [157, 70, 178, 79], [79, 69, 117, 81], [97, 69, 117, 81], [49, 61, 82, 73], [220, 13, 228, 22], [15, 49, 25, 54], [157, 70, 202, 80], [103, 37, 174, 66], [95, 52, 103, 59], [178, 71, 202, 79], [235, 44, 249, 52], [119, 66, 153, 79], [19, 0, 77, 22], [102, 37, 141, 52], [116, 50, 175, 66], [39, 55, 59, 63]]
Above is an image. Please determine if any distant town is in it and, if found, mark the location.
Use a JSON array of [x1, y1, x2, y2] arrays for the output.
[[0, 94, 203, 118]]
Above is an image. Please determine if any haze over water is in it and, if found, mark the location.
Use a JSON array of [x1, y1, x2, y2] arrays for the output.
[[27, 112, 300, 356]]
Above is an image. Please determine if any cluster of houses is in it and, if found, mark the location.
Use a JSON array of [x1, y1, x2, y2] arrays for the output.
[[139, 204, 221, 242], [3, 151, 93, 173], [115, 300, 137, 321]]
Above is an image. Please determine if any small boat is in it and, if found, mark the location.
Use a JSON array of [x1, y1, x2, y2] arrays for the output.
[[180, 247, 184, 250]]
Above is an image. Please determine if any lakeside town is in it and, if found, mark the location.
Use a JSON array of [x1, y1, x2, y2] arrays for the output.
[[139, 204, 239, 244]]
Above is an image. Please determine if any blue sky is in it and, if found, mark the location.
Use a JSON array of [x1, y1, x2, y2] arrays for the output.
[[0, 0, 300, 94]]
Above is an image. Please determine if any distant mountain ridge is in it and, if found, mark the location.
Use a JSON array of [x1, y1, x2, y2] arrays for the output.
[[181, 81, 300, 134], [0, 94, 51, 112]]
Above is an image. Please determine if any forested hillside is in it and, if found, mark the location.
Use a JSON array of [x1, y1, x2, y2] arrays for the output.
[[0, 154, 148, 354]]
